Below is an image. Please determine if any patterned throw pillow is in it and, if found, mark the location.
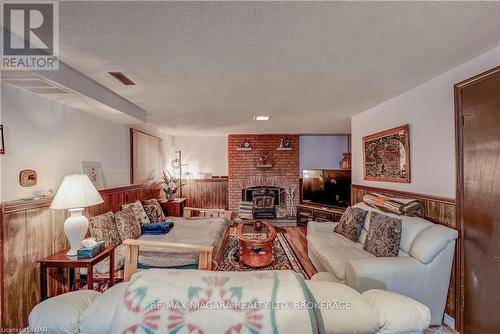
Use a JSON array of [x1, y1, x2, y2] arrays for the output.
[[122, 201, 151, 226], [88, 211, 122, 247], [363, 212, 402, 257], [115, 208, 141, 240], [334, 206, 368, 242], [142, 199, 166, 223]]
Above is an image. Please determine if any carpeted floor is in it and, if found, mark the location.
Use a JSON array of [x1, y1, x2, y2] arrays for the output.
[[215, 231, 310, 278]]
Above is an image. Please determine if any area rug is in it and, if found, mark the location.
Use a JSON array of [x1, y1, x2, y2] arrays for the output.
[[215, 232, 309, 278]]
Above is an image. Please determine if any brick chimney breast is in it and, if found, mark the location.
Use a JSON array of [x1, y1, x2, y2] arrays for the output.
[[228, 134, 300, 216]]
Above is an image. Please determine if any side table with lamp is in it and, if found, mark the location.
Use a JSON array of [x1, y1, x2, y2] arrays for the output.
[[49, 174, 104, 256], [39, 174, 115, 299]]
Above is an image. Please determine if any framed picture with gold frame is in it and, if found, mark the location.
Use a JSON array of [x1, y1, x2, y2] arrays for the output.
[[363, 124, 410, 183]]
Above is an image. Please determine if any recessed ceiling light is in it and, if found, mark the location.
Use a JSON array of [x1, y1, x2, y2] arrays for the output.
[[254, 116, 270, 121]]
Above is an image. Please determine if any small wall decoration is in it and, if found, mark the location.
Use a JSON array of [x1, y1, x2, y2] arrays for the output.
[[237, 138, 252, 150], [363, 124, 410, 183], [82, 161, 105, 190], [0, 125, 5, 154], [339, 152, 351, 169], [19, 169, 37, 187], [279, 137, 291, 149], [257, 150, 272, 168]]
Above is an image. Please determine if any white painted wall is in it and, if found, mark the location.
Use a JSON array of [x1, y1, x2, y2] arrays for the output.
[[299, 135, 349, 174], [351, 46, 500, 198], [0, 84, 131, 201], [169, 136, 228, 177]]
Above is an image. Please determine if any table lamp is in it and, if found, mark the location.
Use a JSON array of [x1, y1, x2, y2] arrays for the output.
[[50, 174, 104, 256]]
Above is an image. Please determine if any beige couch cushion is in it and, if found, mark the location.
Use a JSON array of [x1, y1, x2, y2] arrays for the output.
[[306, 281, 380, 334], [322, 247, 375, 281], [362, 289, 431, 334], [308, 230, 374, 281], [410, 225, 458, 264], [29, 290, 100, 334], [308, 229, 359, 251], [80, 283, 126, 334]]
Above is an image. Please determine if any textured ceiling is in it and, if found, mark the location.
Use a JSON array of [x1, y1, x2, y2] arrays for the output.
[[56, 1, 500, 135]]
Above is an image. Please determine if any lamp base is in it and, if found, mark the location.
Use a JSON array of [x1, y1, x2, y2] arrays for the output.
[[64, 208, 88, 257]]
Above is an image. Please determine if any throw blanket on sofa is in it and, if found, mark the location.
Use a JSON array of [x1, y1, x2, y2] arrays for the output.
[[141, 221, 174, 235], [111, 269, 324, 334], [363, 193, 425, 217]]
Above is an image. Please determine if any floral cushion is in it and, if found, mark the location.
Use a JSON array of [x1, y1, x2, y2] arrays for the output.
[[142, 199, 166, 223], [88, 212, 121, 247], [334, 206, 368, 242], [115, 208, 141, 240], [363, 212, 402, 257], [122, 201, 151, 226]]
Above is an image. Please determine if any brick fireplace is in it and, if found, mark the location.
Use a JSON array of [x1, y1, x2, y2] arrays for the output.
[[228, 134, 300, 217]]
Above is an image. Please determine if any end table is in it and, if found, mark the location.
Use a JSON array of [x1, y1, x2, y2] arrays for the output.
[[160, 198, 187, 217], [38, 246, 115, 300]]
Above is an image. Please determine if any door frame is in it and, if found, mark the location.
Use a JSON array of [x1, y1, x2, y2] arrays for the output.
[[454, 65, 500, 332]]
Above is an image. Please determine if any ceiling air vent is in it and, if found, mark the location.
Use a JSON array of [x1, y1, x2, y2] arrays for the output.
[[108, 72, 135, 85]]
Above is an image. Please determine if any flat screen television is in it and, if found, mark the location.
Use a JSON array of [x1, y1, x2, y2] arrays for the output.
[[302, 169, 351, 208]]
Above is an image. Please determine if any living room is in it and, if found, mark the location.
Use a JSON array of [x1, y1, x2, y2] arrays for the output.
[[0, 1, 499, 333]]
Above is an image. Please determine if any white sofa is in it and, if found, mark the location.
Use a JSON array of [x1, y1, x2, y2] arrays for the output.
[[307, 202, 458, 325], [29, 279, 431, 334]]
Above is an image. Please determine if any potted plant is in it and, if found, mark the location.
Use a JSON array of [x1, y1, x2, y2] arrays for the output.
[[161, 171, 184, 200]]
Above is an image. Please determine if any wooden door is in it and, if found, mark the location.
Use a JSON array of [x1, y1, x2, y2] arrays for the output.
[[456, 66, 500, 333]]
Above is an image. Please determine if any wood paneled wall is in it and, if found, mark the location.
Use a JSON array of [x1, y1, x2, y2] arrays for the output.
[[0, 183, 162, 329], [351, 184, 458, 322], [182, 179, 229, 209]]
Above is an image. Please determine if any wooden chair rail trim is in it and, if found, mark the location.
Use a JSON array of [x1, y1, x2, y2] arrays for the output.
[[123, 239, 214, 282], [99, 182, 162, 195], [0, 198, 53, 214], [0, 182, 162, 214], [351, 184, 456, 205], [185, 179, 229, 183]]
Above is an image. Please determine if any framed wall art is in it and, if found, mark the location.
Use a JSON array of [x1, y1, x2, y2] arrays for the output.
[[82, 161, 105, 190], [363, 124, 410, 183], [19, 169, 37, 187]]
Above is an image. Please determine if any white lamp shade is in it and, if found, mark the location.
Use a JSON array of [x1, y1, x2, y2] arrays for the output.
[[50, 174, 104, 210]]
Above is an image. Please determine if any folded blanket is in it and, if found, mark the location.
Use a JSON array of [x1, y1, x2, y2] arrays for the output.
[[111, 269, 324, 334], [141, 221, 174, 235], [363, 193, 425, 217]]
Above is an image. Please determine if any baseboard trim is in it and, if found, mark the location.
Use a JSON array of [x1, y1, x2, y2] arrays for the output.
[[443, 314, 458, 333]]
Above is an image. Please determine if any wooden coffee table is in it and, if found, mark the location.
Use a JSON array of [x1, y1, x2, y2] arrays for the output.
[[236, 220, 277, 267]]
